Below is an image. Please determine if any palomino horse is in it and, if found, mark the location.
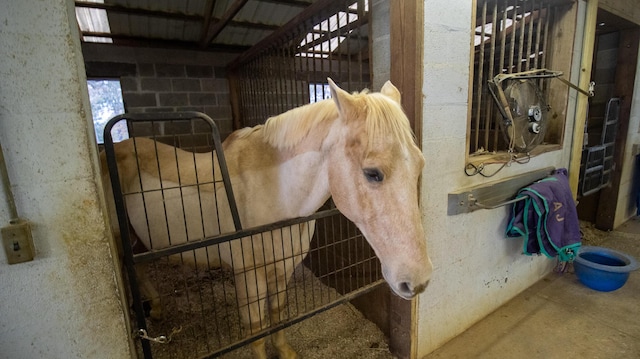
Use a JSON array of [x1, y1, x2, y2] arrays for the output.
[[102, 79, 432, 359]]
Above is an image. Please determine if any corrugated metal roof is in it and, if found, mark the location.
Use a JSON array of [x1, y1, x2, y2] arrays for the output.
[[75, 0, 371, 68], [74, 0, 317, 51]]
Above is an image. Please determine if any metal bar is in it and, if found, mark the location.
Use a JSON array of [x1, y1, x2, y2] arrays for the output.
[[494, 0, 509, 151], [474, 1, 487, 152], [525, 0, 535, 70], [133, 208, 341, 263], [483, 1, 497, 150], [229, 0, 350, 68], [448, 166, 554, 215], [470, 193, 528, 209], [508, 0, 517, 73], [103, 117, 153, 359], [516, 1, 526, 73], [0, 142, 19, 221], [533, 2, 543, 69]]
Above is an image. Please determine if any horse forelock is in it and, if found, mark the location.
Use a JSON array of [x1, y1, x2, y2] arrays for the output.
[[362, 93, 416, 150]]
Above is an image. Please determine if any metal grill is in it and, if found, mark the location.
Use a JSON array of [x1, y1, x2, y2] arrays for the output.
[[471, 0, 558, 154], [229, 0, 370, 128], [103, 112, 383, 359]]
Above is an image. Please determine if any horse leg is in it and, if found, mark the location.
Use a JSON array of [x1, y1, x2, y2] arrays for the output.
[[268, 268, 297, 359], [235, 267, 269, 359], [136, 262, 163, 320], [268, 221, 314, 359]]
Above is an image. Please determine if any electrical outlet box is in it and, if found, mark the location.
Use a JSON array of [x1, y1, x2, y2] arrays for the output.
[[2, 219, 35, 264]]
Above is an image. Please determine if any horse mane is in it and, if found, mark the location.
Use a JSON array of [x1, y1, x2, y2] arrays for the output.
[[232, 88, 416, 151], [260, 99, 337, 150]]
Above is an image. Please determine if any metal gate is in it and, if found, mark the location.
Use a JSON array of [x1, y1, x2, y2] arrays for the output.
[[103, 112, 384, 358]]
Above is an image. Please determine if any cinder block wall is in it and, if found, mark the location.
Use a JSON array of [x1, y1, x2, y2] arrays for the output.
[[82, 44, 237, 142]]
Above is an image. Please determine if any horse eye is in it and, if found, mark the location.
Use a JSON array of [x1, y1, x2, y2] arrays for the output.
[[363, 168, 384, 183]]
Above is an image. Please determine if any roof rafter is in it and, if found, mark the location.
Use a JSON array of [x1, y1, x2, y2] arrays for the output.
[[80, 31, 250, 52], [200, 0, 249, 48]]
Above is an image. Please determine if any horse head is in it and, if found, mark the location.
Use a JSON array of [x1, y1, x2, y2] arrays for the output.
[[325, 79, 433, 299]]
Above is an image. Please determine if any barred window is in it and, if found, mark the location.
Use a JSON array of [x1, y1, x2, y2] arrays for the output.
[[469, 0, 571, 163]]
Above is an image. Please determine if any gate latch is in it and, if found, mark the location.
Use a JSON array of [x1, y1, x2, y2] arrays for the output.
[[137, 327, 182, 344]]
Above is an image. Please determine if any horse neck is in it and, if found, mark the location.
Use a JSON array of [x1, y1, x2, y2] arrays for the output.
[[223, 102, 338, 223]]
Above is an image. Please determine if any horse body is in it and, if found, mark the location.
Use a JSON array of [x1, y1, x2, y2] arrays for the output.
[[103, 79, 432, 359]]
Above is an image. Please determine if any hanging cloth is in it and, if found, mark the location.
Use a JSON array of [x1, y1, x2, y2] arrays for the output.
[[506, 168, 581, 262]]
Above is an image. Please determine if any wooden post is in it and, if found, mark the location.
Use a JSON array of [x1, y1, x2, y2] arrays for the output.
[[390, 0, 423, 143], [389, 2, 423, 358], [568, 0, 599, 198]]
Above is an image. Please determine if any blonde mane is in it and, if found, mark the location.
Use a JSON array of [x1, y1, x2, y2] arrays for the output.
[[234, 88, 416, 151], [262, 99, 338, 150]]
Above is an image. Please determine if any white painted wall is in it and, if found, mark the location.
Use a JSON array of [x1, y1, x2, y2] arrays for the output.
[[0, 0, 131, 357], [415, 0, 587, 355]]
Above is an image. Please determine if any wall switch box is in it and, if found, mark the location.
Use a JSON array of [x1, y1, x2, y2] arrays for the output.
[[2, 219, 35, 264]]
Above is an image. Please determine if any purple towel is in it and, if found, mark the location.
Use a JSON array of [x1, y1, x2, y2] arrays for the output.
[[506, 168, 581, 261]]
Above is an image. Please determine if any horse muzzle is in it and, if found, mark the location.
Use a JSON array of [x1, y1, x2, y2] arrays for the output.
[[383, 266, 431, 299]]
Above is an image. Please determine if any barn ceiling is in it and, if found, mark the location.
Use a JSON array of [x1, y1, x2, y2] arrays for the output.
[[74, 0, 320, 54]]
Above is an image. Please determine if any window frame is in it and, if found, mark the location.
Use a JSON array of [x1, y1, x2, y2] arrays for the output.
[[466, 0, 579, 172]]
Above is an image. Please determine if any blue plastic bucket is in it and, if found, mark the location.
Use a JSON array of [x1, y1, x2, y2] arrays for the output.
[[573, 246, 639, 292]]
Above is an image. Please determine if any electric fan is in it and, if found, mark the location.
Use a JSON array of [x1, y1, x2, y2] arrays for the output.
[[489, 69, 557, 153]]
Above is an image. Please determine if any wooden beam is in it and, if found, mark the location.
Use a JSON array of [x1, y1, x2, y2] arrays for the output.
[[75, 0, 279, 32], [388, 3, 423, 359], [599, 0, 640, 26], [74, 1, 202, 21], [199, 0, 216, 44], [257, 0, 313, 7], [80, 31, 249, 52], [569, 0, 599, 198], [389, 0, 423, 141], [545, 4, 579, 145], [200, 0, 249, 48]]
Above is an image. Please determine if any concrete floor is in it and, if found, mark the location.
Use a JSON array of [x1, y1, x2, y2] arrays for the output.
[[424, 217, 640, 359]]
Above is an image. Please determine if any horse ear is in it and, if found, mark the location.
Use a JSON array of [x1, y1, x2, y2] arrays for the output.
[[328, 78, 356, 119], [381, 80, 402, 104]]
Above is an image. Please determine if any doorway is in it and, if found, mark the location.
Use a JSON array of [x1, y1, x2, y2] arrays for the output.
[[577, 9, 639, 230]]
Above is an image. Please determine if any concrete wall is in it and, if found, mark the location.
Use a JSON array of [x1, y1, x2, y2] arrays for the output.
[[415, 0, 585, 355], [371, 0, 391, 90], [0, 0, 131, 357]]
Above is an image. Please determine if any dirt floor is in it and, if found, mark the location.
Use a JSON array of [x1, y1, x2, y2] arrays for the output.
[[137, 262, 394, 359]]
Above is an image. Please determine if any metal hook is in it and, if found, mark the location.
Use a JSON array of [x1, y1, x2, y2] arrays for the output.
[[137, 327, 182, 344]]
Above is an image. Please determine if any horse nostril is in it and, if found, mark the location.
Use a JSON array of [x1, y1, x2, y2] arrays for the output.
[[398, 282, 412, 295], [398, 281, 429, 297]]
